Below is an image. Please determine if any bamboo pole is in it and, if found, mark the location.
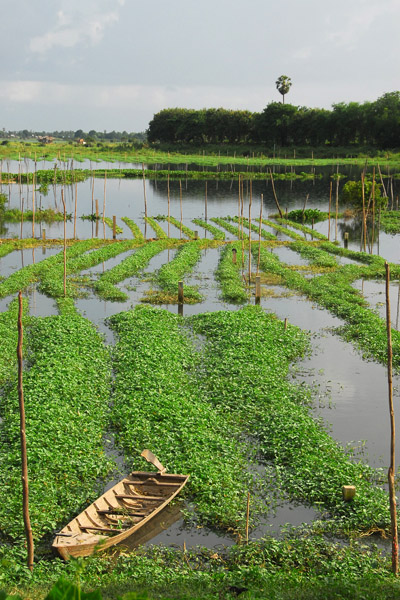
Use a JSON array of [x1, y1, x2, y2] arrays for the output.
[[238, 175, 241, 239], [269, 169, 283, 217], [103, 170, 107, 240], [361, 173, 367, 252], [142, 163, 147, 220], [61, 190, 67, 297], [179, 179, 183, 240], [17, 291, 34, 572], [167, 174, 171, 238], [74, 179, 77, 239], [248, 180, 252, 282], [335, 166, 339, 241], [32, 173, 35, 239], [241, 180, 245, 271], [328, 181, 332, 241], [386, 262, 398, 576], [257, 194, 263, 275], [205, 181, 208, 221], [20, 197, 24, 240]]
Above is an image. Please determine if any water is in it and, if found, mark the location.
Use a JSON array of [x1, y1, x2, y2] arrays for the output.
[[2, 166, 400, 547]]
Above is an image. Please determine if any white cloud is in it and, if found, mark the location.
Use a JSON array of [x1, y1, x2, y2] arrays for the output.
[[29, 2, 122, 54]]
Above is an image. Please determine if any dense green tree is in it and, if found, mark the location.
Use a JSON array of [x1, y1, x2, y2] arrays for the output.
[[275, 75, 292, 104]]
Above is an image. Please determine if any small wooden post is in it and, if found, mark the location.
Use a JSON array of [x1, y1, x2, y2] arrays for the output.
[[284, 318, 288, 330], [194, 230, 198, 240], [344, 232, 349, 248], [232, 247, 237, 264], [342, 485, 356, 501], [17, 292, 34, 572], [257, 194, 263, 275], [386, 262, 398, 575], [112, 216, 117, 240], [178, 280, 184, 304], [142, 163, 147, 220], [255, 275, 261, 304], [42, 229, 46, 241], [95, 198, 99, 219]]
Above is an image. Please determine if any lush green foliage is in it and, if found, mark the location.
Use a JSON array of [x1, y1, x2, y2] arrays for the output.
[[342, 180, 386, 210], [0, 314, 112, 542], [109, 306, 253, 529], [103, 217, 123, 235], [286, 209, 327, 223], [378, 209, 400, 234], [189, 307, 389, 534], [192, 218, 226, 240], [144, 217, 167, 239], [155, 215, 197, 239], [39, 241, 134, 298], [210, 217, 249, 239], [94, 241, 168, 301], [146, 242, 203, 303], [215, 243, 248, 303], [121, 217, 144, 240], [0, 240, 103, 300]]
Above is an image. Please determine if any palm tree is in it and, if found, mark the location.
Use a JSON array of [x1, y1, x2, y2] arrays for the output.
[[275, 75, 292, 104]]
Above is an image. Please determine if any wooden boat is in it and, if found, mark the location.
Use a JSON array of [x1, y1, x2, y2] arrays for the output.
[[52, 450, 189, 559]]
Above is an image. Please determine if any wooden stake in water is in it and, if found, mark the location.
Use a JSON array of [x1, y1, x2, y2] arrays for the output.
[[17, 291, 34, 572], [386, 262, 398, 576], [142, 162, 147, 220], [167, 174, 171, 238], [61, 190, 67, 297], [113, 216, 117, 240], [179, 179, 183, 240], [74, 179, 77, 240], [20, 197, 24, 240], [328, 181, 332, 241], [248, 180, 252, 282], [103, 170, 107, 241], [32, 173, 35, 239], [178, 280, 184, 304], [361, 173, 367, 252], [205, 181, 208, 221], [269, 169, 283, 218], [257, 194, 263, 275], [335, 165, 339, 241]]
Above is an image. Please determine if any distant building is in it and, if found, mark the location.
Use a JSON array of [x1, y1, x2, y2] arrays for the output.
[[37, 136, 55, 144]]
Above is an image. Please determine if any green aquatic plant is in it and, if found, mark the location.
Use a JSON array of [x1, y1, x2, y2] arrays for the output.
[[215, 243, 248, 303], [121, 216, 144, 240]]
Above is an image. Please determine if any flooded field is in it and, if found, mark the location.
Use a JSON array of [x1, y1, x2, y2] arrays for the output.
[[1, 164, 400, 550]]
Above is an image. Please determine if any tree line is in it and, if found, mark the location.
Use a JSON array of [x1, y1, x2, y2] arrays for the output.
[[147, 92, 400, 148]]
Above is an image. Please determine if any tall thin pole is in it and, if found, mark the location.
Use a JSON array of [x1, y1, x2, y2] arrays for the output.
[[257, 194, 263, 275], [179, 179, 183, 240], [205, 181, 208, 221], [142, 162, 147, 220], [328, 181, 332, 241], [31, 173, 35, 239], [61, 190, 67, 297], [248, 180, 252, 282], [167, 174, 171, 238], [74, 179, 77, 240], [103, 170, 107, 241], [18, 292, 34, 572], [386, 262, 398, 575]]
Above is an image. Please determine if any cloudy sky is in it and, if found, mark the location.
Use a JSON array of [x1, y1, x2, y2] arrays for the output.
[[0, 0, 399, 132]]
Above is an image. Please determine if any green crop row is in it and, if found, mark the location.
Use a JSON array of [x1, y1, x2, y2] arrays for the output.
[[144, 217, 167, 238], [258, 247, 400, 366], [289, 241, 339, 268], [94, 240, 169, 301], [109, 306, 256, 530], [0, 314, 112, 542], [192, 218, 226, 240], [103, 217, 123, 234], [121, 217, 144, 240], [276, 217, 329, 240], [261, 218, 304, 240], [157, 215, 197, 239], [0, 240, 103, 300], [215, 243, 248, 303], [39, 240, 135, 298], [210, 217, 249, 239], [147, 241, 203, 303], [189, 306, 389, 534], [228, 215, 277, 240]]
